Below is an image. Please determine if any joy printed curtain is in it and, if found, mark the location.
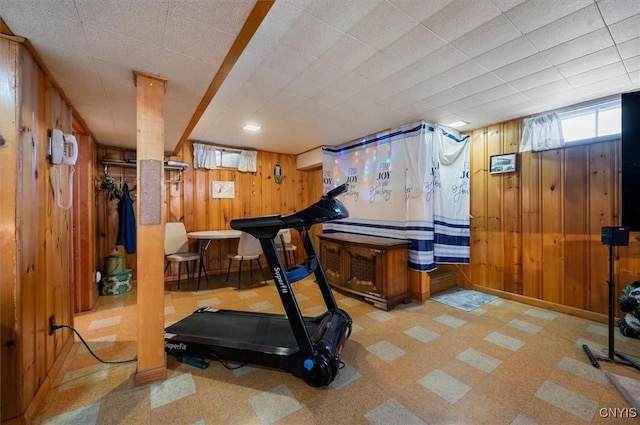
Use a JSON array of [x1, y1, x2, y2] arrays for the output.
[[322, 121, 470, 271]]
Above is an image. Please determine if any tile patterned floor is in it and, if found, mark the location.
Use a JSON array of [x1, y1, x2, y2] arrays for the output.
[[33, 273, 640, 425]]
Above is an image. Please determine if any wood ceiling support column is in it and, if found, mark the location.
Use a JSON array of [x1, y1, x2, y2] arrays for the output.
[[133, 71, 168, 387]]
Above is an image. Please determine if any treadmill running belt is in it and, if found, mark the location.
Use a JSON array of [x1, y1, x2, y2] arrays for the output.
[[166, 310, 320, 350]]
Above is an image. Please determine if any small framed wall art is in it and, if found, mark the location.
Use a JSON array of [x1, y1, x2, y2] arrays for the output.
[[490, 153, 517, 174], [211, 181, 235, 198]]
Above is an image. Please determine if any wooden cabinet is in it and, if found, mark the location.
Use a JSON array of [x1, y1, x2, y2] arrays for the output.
[[318, 233, 410, 310]]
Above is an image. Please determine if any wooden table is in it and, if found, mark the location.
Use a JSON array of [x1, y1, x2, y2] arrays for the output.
[[188, 230, 242, 289]]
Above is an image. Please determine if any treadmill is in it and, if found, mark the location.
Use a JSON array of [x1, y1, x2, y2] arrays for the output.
[[164, 184, 352, 387]]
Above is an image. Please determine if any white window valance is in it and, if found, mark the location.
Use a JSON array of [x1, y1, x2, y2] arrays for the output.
[[193, 143, 217, 169], [238, 150, 257, 173], [519, 113, 565, 153]]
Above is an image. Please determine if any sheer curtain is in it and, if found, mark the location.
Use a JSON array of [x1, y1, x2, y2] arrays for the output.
[[193, 143, 217, 169], [238, 150, 257, 172], [519, 113, 565, 152]]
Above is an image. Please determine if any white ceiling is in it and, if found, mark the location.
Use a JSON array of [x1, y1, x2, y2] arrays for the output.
[[1, 0, 639, 155]]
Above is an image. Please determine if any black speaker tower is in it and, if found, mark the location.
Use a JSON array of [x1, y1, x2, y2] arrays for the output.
[[582, 226, 640, 370]]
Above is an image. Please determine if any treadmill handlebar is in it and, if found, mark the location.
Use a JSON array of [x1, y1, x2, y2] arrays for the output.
[[231, 183, 349, 239]]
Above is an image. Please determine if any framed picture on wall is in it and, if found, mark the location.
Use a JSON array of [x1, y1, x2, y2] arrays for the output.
[[490, 153, 517, 174], [211, 181, 235, 198]]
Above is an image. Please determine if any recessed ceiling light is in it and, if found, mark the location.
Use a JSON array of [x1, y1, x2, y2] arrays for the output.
[[243, 124, 262, 132], [445, 120, 469, 128]]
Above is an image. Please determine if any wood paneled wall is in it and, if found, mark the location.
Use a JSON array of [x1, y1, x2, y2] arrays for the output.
[[1, 37, 75, 423], [96, 142, 322, 281], [469, 119, 640, 318]]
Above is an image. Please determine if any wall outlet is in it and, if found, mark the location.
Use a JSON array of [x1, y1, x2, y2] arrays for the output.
[[49, 315, 55, 335]]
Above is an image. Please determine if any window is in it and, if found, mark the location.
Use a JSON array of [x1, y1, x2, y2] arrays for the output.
[[557, 97, 621, 144], [217, 149, 241, 168]]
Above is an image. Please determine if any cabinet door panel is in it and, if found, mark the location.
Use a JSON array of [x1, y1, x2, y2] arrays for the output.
[[320, 240, 342, 285], [344, 246, 381, 295]]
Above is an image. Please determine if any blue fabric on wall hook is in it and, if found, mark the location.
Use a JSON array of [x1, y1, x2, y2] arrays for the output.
[[116, 182, 136, 254]]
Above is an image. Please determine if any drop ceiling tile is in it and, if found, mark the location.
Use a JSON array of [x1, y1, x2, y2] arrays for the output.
[[411, 44, 469, 79], [226, 95, 266, 113], [304, 0, 384, 32], [490, 0, 527, 12], [525, 4, 605, 51], [298, 58, 349, 87], [542, 28, 614, 66], [397, 101, 438, 118], [441, 96, 482, 114], [167, 0, 253, 35], [473, 37, 538, 71], [354, 82, 399, 106], [422, 0, 501, 42], [349, 3, 419, 51], [479, 92, 530, 112], [379, 89, 421, 111], [260, 42, 316, 77], [382, 25, 446, 66], [321, 35, 378, 70], [617, 37, 640, 60], [411, 78, 449, 100], [353, 52, 408, 84], [609, 13, 640, 44], [75, 1, 168, 46], [279, 12, 344, 58], [556, 46, 622, 78], [158, 50, 216, 95], [327, 72, 373, 98], [434, 61, 487, 87], [521, 79, 574, 101], [596, 0, 640, 25], [237, 66, 293, 103], [85, 28, 162, 74], [164, 17, 235, 64], [283, 77, 325, 100], [258, 91, 306, 117], [492, 53, 553, 82], [423, 88, 467, 108], [450, 15, 521, 58], [574, 74, 634, 98], [624, 55, 640, 73], [508, 67, 564, 92], [255, 0, 306, 42], [471, 84, 518, 104], [389, 0, 453, 22], [379, 66, 430, 93], [505, 0, 592, 33], [7, 6, 88, 53], [567, 62, 629, 88], [455, 73, 504, 96]]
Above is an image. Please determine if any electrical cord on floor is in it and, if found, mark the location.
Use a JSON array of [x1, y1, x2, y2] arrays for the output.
[[207, 350, 248, 370], [51, 324, 137, 364]]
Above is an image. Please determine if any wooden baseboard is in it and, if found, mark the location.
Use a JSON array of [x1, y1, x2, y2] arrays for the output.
[[134, 365, 167, 387], [472, 285, 609, 323]]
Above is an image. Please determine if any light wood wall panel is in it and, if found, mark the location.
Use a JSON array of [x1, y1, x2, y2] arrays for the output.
[[470, 118, 639, 318], [0, 34, 21, 421], [1, 38, 75, 423]]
